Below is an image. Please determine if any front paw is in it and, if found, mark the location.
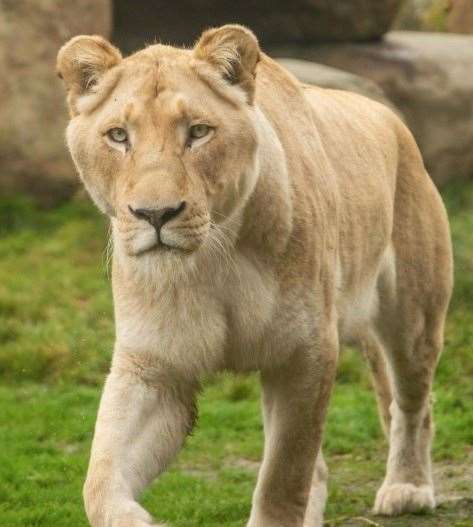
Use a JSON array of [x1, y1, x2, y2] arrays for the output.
[[85, 491, 164, 527]]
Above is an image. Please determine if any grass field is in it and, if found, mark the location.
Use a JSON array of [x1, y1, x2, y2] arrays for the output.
[[0, 182, 472, 526]]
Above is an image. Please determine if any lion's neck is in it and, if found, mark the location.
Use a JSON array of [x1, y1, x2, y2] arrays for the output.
[[236, 106, 293, 260]]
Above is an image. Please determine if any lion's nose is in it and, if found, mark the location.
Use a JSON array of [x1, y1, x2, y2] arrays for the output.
[[129, 202, 186, 231]]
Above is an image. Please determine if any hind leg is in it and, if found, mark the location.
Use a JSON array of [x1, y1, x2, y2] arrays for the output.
[[360, 331, 393, 437], [360, 329, 436, 514], [373, 308, 446, 516], [372, 155, 452, 516]]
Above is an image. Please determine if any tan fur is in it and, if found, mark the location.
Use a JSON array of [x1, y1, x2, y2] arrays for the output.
[[57, 25, 453, 527]]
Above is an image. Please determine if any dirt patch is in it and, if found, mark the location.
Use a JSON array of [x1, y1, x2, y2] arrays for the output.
[[326, 450, 473, 526], [211, 451, 473, 526]]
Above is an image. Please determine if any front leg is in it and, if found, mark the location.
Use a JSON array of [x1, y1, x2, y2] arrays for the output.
[[83, 350, 198, 527], [248, 336, 338, 527]]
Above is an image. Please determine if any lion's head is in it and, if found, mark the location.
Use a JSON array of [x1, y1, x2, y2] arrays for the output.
[[57, 25, 260, 257]]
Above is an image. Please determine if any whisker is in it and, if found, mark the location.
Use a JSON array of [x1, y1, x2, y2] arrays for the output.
[[209, 221, 241, 287]]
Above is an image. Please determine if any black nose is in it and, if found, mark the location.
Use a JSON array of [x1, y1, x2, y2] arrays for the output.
[[129, 202, 186, 231]]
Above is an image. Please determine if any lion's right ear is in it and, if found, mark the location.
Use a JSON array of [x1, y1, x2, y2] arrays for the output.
[[57, 35, 122, 115]]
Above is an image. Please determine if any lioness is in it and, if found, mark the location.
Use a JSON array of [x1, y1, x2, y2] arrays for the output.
[[57, 25, 453, 527]]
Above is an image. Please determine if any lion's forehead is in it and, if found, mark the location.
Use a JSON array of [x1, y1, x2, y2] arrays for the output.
[[79, 46, 244, 137], [98, 56, 212, 122], [120, 48, 199, 97], [99, 46, 243, 120]]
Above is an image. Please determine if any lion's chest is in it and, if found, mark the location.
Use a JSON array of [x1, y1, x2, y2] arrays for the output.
[[218, 255, 316, 372], [114, 253, 317, 376], [217, 255, 277, 371]]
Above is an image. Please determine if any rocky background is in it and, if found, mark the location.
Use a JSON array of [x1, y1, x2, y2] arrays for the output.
[[1, 0, 472, 204], [0, 0, 112, 205]]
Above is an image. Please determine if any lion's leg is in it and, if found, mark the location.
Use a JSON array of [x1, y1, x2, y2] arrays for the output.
[[371, 141, 453, 517], [83, 353, 198, 527], [360, 331, 393, 437], [303, 451, 329, 527], [248, 336, 338, 527], [373, 311, 446, 516]]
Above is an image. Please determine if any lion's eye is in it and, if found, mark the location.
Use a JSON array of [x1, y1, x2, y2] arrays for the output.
[[189, 124, 210, 140], [107, 127, 128, 143]]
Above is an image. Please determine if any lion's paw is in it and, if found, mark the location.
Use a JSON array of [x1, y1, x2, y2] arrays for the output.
[[374, 482, 435, 516]]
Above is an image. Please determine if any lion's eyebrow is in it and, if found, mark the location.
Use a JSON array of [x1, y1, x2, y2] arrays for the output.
[[123, 101, 136, 123], [170, 94, 188, 119], [121, 97, 149, 127]]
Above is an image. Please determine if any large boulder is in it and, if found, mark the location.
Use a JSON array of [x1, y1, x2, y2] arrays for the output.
[[276, 58, 393, 110], [113, 0, 403, 54], [272, 31, 473, 186], [395, 0, 449, 31], [447, 0, 473, 34], [0, 0, 112, 205]]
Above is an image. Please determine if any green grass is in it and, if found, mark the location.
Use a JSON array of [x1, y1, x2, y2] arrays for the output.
[[0, 182, 472, 526]]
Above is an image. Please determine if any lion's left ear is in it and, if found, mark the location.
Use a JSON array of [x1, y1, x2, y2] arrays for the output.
[[193, 25, 260, 103]]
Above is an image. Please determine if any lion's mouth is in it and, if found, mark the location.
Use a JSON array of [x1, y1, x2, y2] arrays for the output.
[[133, 240, 181, 256], [132, 236, 197, 257], [117, 218, 209, 258]]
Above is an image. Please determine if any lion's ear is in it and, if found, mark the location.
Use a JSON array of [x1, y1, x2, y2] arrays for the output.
[[57, 35, 122, 114], [194, 25, 260, 103]]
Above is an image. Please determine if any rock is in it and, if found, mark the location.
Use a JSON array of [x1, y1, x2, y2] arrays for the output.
[[447, 0, 473, 34], [271, 31, 473, 186], [113, 0, 403, 54], [276, 58, 394, 109], [395, 0, 449, 31], [0, 0, 112, 206]]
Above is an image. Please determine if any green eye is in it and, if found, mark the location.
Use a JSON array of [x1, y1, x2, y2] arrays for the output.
[[107, 127, 128, 143], [189, 124, 210, 140]]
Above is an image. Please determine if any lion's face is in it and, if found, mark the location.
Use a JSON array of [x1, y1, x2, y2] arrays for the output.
[[58, 27, 260, 256]]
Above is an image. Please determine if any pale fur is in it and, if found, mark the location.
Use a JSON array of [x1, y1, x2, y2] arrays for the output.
[[57, 25, 453, 527]]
